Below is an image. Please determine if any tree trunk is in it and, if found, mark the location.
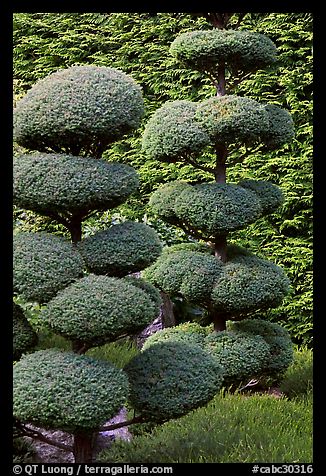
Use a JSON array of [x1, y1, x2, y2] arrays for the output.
[[69, 220, 82, 243], [160, 292, 175, 327], [73, 431, 94, 463]]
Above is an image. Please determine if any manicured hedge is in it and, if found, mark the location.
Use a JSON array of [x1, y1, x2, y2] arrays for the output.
[[13, 349, 129, 432], [14, 65, 144, 155], [13, 232, 85, 303]]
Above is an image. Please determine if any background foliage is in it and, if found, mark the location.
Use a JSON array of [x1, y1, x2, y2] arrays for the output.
[[13, 12, 313, 345]]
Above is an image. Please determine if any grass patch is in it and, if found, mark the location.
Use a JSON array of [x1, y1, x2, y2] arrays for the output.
[[35, 330, 139, 368], [98, 391, 312, 463]]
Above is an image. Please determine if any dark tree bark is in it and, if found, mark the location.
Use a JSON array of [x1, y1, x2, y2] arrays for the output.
[[160, 291, 176, 327], [73, 432, 94, 463], [69, 220, 82, 243]]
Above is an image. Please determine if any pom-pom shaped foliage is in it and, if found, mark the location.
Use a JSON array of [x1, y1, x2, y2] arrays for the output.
[[143, 250, 223, 304], [14, 65, 144, 154], [195, 95, 269, 146], [204, 331, 271, 385], [142, 101, 210, 162], [211, 250, 290, 314], [261, 104, 295, 149], [125, 342, 224, 421], [174, 182, 262, 237], [149, 181, 190, 225], [228, 319, 293, 376], [13, 232, 84, 303], [41, 275, 159, 347], [144, 245, 289, 317], [13, 349, 129, 433], [13, 302, 38, 361], [170, 29, 277, 75], [14, 154, 139, 216], [142, 322, 210, 351], [150, 180, 283, 237], [239, 179, 284, 214], [122, 276, 162, 313], [78, 222, 162, 277]]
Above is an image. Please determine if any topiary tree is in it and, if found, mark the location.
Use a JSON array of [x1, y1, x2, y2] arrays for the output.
[[13, 64, 225, 462], [142, 13, 294, 382], [13, 302, 38, 361]]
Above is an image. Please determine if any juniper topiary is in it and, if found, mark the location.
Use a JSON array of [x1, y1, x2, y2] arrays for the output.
[[13, 65, 164, 462], [125, 341, 224, 422], [142, 12, 294, 381]]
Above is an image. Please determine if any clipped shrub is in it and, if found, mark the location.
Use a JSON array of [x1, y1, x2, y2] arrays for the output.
[[125, 341, 224, 421], [13, 349, 129, 433], [149, 181, 191, 225], [14, 153, 139, 216], [14, 65, 144, 154], [211, 251, 290, 314], [195, 95, 269, 145], [174, 182, 262, 237], [170, 29, 277, 75], [13, 232, 85, 303], [238, 179, 284, 214], [262, 104, 295, 149], [122, 276, 162, 312], [204, 331, 271, 384], [143, 249, 223, 304], [228, 319, 293, 376], [161, 242, 213, 255], [41, 275, 159, 347], [78, 221, 162, 276], [142, 322, 210, 351], [13, 302, 38, 361], [142, 100, 210, 162]]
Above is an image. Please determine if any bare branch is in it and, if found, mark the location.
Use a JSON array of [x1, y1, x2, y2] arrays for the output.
[[100, 415, 146, 432], [182, 156, 215, 175], [19, 424, 73, 452]]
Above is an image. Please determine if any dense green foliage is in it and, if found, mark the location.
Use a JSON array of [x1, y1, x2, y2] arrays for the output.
[[122, 277, 162, 311], [14, 153, 140, 216], [125, 342, 224, 422], [144, 244, 289, 315], [173, 182, 262, 236], [78, 221, 162, 276], [280, 346, 313, 398], [98, 391, 312, 463], [142, 322, 210, 350], [41, 275, 158, 347], [14, 65, 144, 155], [13, 232, 85, 303], [13, 302, 38, 361], [228, 319, 293, 376], [13, 349, 129, 433], [13, 13, 312, 343], [170, 29, 277, 75]]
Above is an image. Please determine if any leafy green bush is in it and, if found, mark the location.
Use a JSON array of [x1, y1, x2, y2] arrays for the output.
[[204, 331, 271, 385], [279, 346, 313, 398], [98, 391, 312, 463], [14, 154, 139, 216], [13, 349, 129, 433], [174, 182, 262, 236], [125, 341, 224, 421], [13, 232, 85, 303], [228, 319, 293, 376], [143, 249, 223, 304], [170, 29, 277, 74], [142, 322, 210, 350], [14, 65, 144, 155], [13, 302, 38, 361], [41, 275, 159, 347], [78, 221, 162, 276]]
